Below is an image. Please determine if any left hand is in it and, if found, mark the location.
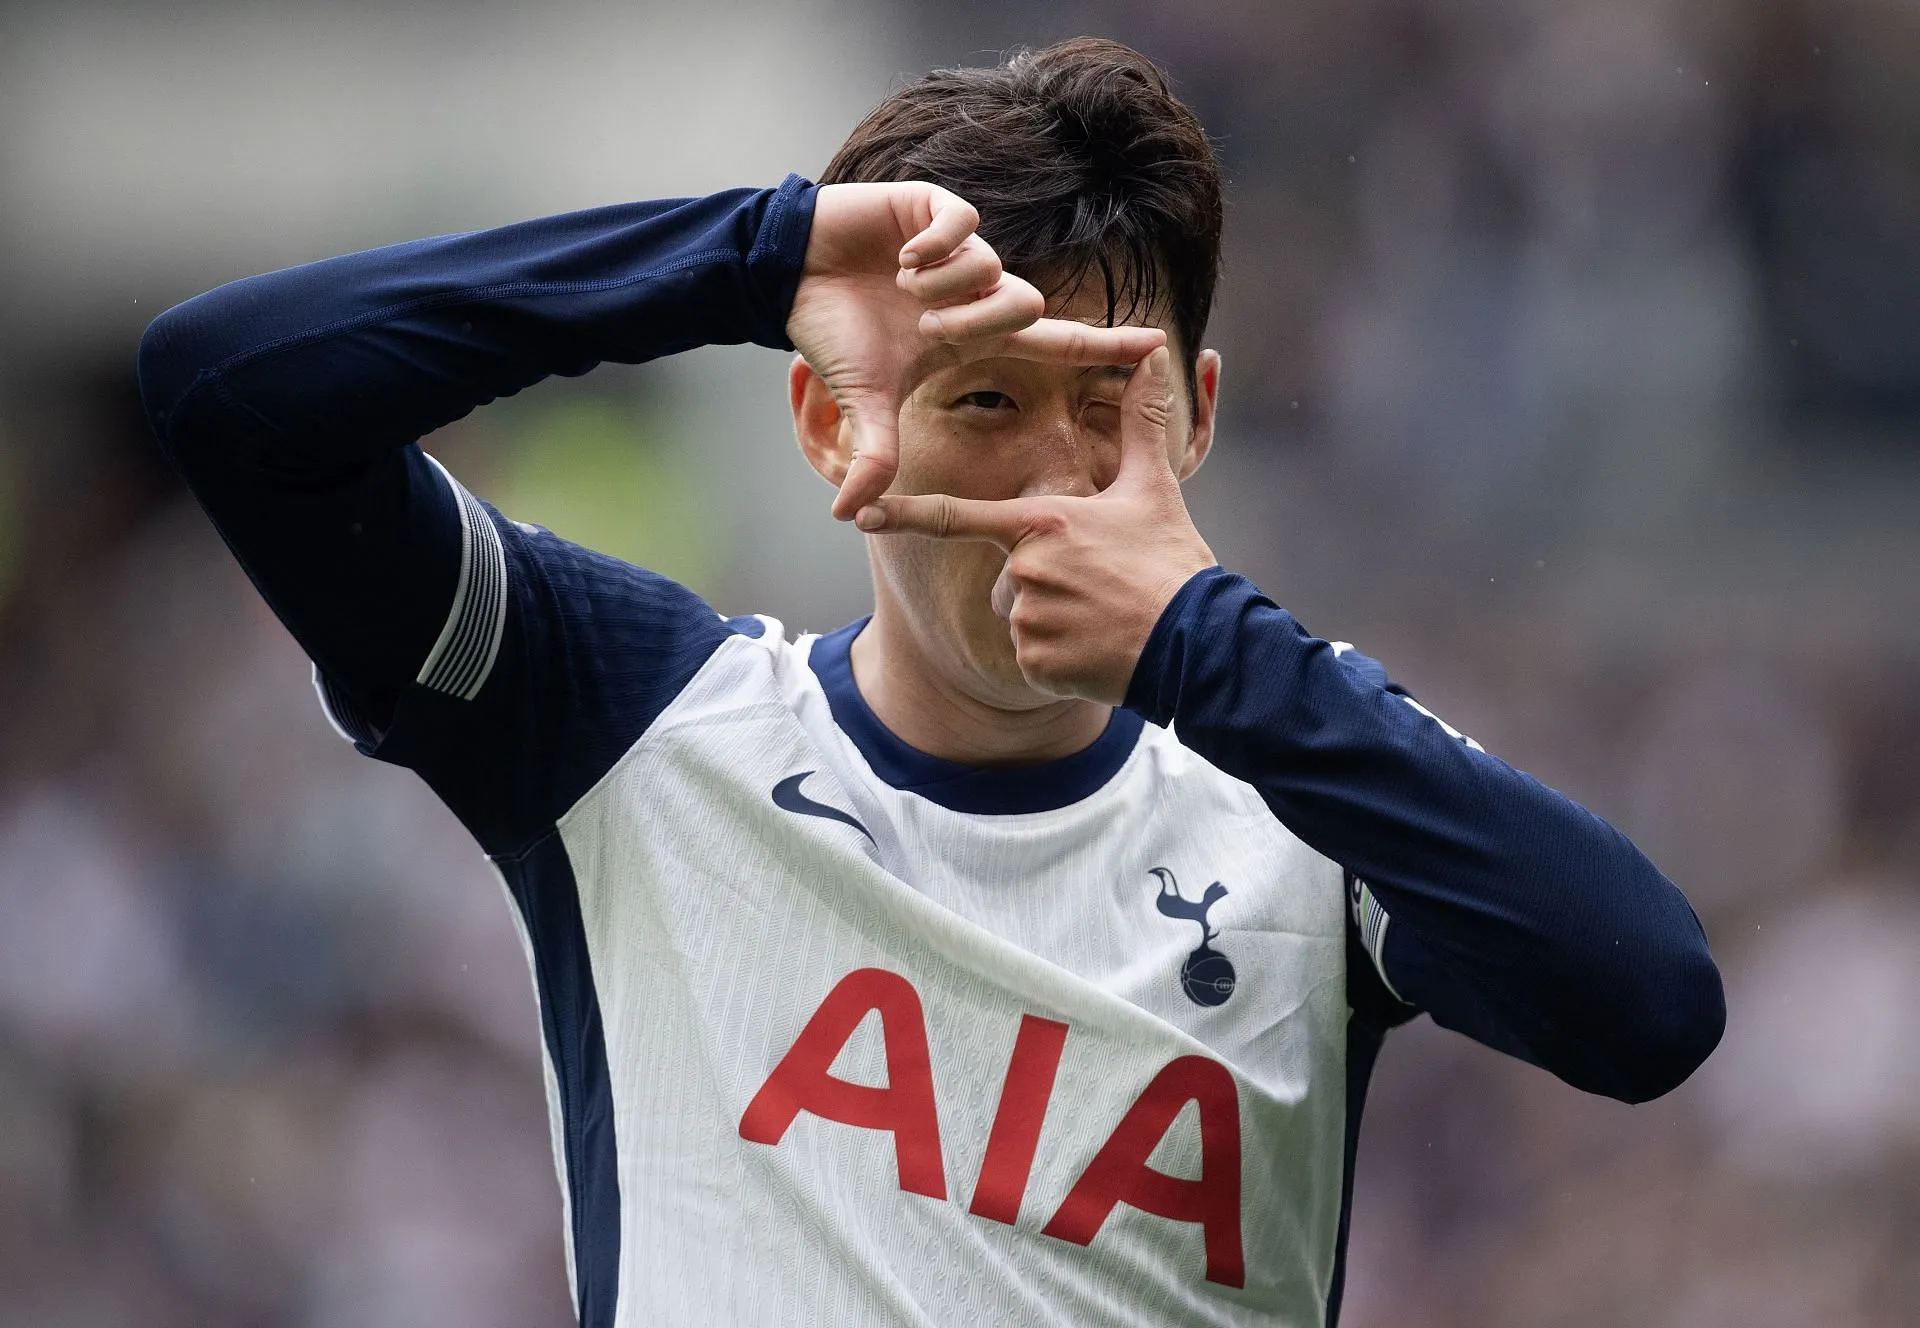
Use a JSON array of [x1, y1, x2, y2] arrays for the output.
[[851, 346, 1218, 704]]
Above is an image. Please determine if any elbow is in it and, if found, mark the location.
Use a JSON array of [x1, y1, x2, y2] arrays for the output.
[[137, 293, 232, 450], [1603, 936, 1727, 1104], [136, 303, 196, 447], [1502, 920, 1727, 1104], [1564, 850, 1728, 1102]]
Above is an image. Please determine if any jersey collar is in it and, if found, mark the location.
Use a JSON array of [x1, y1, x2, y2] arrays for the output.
[[808, 618, 1145, 815]]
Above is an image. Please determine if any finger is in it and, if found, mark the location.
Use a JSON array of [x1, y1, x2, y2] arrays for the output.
[[830, 412, 900, 521], [897, 185, 979, 270], [920, 274, 1046, 343], [989, 562, 1017, 620], [988, 319, 1167, 367], [833, 453, 898, 522], [896, 234, 1002, 305], [1114, 345, 1176, 484], [852, 492, 1041, 549]]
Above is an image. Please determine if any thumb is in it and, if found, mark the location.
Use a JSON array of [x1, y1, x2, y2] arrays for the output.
[[1115, 345, 1176, 488], [832, 407, 901, 521]]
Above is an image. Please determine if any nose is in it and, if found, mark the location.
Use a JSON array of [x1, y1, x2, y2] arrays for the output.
[[1016, 406, 1120, 500]]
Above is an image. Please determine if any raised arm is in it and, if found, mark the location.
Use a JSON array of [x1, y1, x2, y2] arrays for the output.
[[137, 178, 819, 732], [1123, 571, 1725, 1102]]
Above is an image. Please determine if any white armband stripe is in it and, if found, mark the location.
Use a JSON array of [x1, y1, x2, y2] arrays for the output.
[[417, 453, 508, 701], [1354, 877, 1408, 1004]]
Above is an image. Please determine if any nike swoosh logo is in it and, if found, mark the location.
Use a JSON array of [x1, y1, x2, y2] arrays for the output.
[[772, 772, 875, 845]]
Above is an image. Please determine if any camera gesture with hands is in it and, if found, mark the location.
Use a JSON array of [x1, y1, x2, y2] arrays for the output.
[[786, 181, 1219, 707]]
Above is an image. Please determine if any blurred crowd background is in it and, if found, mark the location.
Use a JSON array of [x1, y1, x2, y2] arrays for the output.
[[1, 0, 1916, 1323]]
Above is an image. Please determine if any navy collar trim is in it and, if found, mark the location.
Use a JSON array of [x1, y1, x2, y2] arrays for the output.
[[807, 617, 1144, 815]]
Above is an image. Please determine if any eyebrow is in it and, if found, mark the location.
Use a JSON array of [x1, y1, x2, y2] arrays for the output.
[[1078, 363, 1138, 383]]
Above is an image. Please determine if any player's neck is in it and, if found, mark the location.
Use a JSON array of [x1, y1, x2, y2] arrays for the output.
[[848, 608, 1112, 768]]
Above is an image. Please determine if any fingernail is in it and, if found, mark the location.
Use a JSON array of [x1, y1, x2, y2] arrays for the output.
[[919, 310, 945, 338], [854, 506, 885, 532], [900, 248, 921, 267]]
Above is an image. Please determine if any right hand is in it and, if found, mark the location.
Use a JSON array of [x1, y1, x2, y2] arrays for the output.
[[785, 182, 1168, 521]]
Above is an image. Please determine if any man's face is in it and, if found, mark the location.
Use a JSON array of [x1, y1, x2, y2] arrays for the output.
[[866, 287, 1219, 711]]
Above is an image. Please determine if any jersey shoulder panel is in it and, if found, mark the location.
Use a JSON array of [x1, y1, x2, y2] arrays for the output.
[[318, 457, 759, 855]]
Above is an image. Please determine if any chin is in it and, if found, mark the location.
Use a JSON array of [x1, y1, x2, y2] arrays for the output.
[[877, 547, 1058, 712], [955, 613, 1054, 711]]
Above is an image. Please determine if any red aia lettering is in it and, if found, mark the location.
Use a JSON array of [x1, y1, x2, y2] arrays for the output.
[[968, 1013, 1070, 1225], [737, 967, 947, 1199], [741, 970, 1248, 1288], [1041, 1055, 1246, 1288]]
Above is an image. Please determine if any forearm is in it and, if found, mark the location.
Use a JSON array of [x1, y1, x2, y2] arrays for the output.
[[1125, 567, 1725, 1103], [137, 176, 815, 467]]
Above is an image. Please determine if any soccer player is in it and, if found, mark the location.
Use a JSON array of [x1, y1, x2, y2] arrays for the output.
[[138, 37, 1723, 1328]]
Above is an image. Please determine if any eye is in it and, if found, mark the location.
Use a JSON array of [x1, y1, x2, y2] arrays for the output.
[[954, 390, 1017, 412]]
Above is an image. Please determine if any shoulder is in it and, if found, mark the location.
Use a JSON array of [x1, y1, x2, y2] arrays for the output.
[[1132, 719, 1308, 840], [349, 487, 786, 854]]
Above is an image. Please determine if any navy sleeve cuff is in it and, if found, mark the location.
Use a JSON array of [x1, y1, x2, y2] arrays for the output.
[[746, 175, 819, 352], [1124, 566, 1282, 728]]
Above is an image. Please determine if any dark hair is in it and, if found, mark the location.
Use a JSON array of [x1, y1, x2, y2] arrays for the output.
[[822, 38, 1224, 391]]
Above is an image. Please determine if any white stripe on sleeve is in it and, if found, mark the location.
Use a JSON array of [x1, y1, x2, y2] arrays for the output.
[[1352, 876, 1407, 1004], [416, 453, 508, 701]]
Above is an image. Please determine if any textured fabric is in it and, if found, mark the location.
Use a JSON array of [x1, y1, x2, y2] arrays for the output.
[[370, 507, 752, 855]]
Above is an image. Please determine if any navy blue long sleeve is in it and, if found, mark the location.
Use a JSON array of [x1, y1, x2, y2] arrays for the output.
[[1125, 567, 1726, 1103], [137, 177, 816, 740]]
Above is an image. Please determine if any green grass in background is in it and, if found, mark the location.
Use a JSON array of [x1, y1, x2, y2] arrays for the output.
[[482, 395, 719, 591]]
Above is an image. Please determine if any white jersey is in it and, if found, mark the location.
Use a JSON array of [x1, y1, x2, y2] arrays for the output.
[[540, 620, 1351, 1326]]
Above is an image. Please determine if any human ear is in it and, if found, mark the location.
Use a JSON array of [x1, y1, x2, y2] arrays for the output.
[[1176, 349, 1222, 481], [789, 353, 855, 488]]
